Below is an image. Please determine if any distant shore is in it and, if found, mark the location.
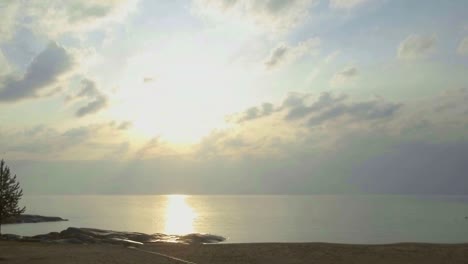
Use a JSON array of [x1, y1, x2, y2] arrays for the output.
[[2, 214, 68, 224], [1, 240, 468, 263]]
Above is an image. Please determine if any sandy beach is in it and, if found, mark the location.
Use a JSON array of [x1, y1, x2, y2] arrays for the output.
[[1, 241, 468, 264]]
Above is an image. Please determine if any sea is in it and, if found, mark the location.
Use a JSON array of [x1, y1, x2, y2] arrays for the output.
[[3, 195, 468, 244]]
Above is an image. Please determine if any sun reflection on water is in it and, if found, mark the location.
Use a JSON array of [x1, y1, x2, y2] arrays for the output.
[[164, 195, 197, 235]]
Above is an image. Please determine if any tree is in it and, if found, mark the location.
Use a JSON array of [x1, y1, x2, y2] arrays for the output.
[[0, 159, 25, 235]]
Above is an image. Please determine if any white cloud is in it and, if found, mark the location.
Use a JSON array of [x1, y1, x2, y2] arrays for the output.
[[398, 34, 437, 60], [305, 68, 320, 84], [329, 0, 370, 9], [330, 66, 358, 86], [457, 36, 468, 56], [325, 50, 340, 64], [264, 38, 321, 69], [0, 50, 11, 76], [0, 121, 131, 160], [0, 0, 20, 42], [193, 0, 318, 32], [1, 0, 138, 40]]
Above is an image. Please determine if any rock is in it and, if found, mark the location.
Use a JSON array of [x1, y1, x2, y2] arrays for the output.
[[2, 227, 226, 245], [179, 233, 226, 244], [32, 232, 61, 241]]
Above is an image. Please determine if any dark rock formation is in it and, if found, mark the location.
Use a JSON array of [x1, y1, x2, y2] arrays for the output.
[[2, 214, 68, 224], [0, 227, 225, 246]]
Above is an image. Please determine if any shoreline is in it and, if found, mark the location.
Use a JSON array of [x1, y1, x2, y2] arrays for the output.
[[3, 226, 467, 245]]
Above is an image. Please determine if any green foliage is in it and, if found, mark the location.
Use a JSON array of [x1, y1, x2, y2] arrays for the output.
[[0, 159, 26, 235]]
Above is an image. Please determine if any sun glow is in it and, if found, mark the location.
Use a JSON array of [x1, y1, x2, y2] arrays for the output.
[[164, 195, 197, 235], [108, 47, 240, 144]]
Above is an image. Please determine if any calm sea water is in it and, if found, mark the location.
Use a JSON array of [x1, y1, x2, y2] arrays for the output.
[[3, 195, 468, 244]]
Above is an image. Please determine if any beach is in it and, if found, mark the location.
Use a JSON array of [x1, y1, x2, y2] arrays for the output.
[[1, 241, 468, 264]]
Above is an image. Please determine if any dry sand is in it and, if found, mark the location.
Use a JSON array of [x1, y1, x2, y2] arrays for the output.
[[1, 241, 468, 264]]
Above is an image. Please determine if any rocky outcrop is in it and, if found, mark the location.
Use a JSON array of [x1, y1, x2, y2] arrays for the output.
[[0, 227, 225, 246], [2, 214, 68, 224]]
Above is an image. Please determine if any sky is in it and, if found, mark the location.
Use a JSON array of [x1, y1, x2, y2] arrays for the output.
[[0, 0, 467, 195]]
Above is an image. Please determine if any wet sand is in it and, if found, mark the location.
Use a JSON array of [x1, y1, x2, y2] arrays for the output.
[[1, 241, 468, 263]]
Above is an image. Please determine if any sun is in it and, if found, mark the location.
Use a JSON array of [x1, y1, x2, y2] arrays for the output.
[[164, 195, 197, 235]]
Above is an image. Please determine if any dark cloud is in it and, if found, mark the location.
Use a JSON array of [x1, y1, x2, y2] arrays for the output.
[[106, 121, 133, 130], [308, 99, 402, 126], [264, 44, 289, 68], [236, 102, 277, 122], [285, 92, 347, 120], [117, 121, 132, 130], [264, 38, 320, 69], [232, 92, 401, 126], [0, 42, 73, 102], [76, 96, 108, 117], [73, 79, 109, 117]]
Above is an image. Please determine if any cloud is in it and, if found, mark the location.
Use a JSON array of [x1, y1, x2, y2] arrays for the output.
[[199, 91, 407, 163], [202, 88, 468, 163], [116, 121, 132, 130], [231, 91, 401, 128], [235, 102, 276, 122], [19, 0, 138, 38], [398, 34, 437, 59], [196, 130, 256, 158], [133, 137, 181, 159], [193, 0, 318, 32], [307, 98, 402, 126], [264, 38, 320, 69], [264, 44, 288, 68], [330, 66, 358, 86], [280, 91, 400, 126], [1, 122, 131, 160], [284, 92, 348, 120], [0, 50, 11, 76], [0, 0, 20, 42], [73, 79, 109, 117], [329, 0, 370, 9], [325, 50, 340, 64], [0, 42, 74, 102], [106, 120, 133, 130], [457, 36, 468, 56]]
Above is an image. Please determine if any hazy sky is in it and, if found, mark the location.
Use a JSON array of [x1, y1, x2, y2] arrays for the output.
[[1, 0, 467, 194]]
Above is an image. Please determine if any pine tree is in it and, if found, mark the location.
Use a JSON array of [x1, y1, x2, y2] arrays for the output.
[[0, 159, 26, 235]]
